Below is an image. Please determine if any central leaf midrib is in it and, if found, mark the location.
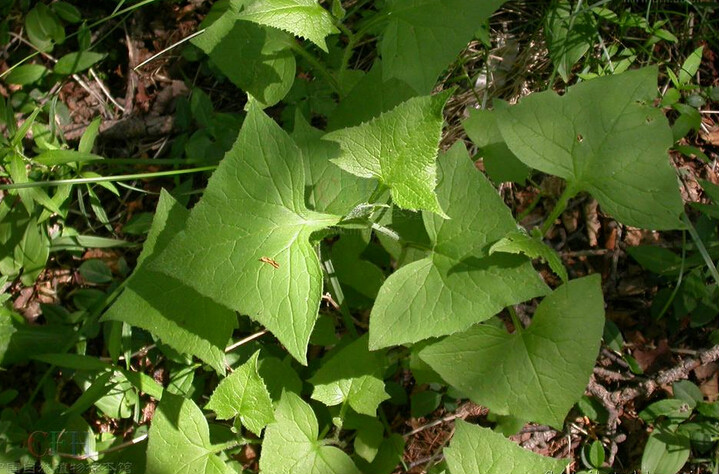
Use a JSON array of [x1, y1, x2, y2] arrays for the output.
[[515, 333, 555, 423]]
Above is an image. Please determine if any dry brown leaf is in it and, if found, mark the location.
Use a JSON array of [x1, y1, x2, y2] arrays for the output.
[[584, 198, 600, 247]]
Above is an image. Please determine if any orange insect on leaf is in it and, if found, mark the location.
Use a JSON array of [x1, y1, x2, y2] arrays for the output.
[[259, 257, 280, 269]]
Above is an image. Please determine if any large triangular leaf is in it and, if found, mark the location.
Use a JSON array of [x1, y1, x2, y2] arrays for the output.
[[147, 393, 232, 474], [310, 335, 389, 416], [102, 191, 235, 374], [324, 92, 451, 215], [292, 113, 376, 215], [260, 391, 361, 474], [151, 102, 340, 364], [368, 143, 549, 349], [205, 350, 274, 436], [496, 67, 683, 230], [237, 0, 338, 52], [193, 1, 295, 107], [328, 61, 418, 130], [380, 0, 506, 94], [462, 108, 530, 184], [445, 420, 570, 474], [420, 275, 605, 428]]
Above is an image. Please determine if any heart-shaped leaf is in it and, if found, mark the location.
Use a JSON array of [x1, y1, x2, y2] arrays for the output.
[[310, 335, 389, 416], [380, 0, 506, 94], [369, 142, 548, 349], [205, 350, 274, 436], [237, 0, 338, 52], [260, 391, 361, 474], [496, 67, 683, 230], [324, 92, 452, 216], [151, 101, 340, 364], [420, 275, 605, 428], [445, 420, 570, 474], [147, 393, 232, 474], [102, 191, 235, 374]]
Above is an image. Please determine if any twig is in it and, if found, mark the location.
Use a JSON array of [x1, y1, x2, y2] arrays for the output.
[[612, 343, 719, 405], [225, 329, 269, 353], [133, 29, 206, 71], [593, 366, 634, 382]]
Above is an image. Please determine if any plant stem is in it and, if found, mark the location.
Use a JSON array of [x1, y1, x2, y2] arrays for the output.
[[539, 185, 576, 237], [330, 400, 349, 444], [655, 231, 686, 320], [0, 166, 217, 190], [287, 40, 342, 95], [367, 182, 388, 204], [322, 258, 358, 338], [508, 306, 523, 334], [682, 213, 719, 285]]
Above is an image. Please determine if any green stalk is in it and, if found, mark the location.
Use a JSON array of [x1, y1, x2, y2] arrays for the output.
[[0, 166, 216, 190], [539, 185, 576, 237], [683, 213, 719, 285], [654, 231, 686, 320], [287, 41, 342, 95], [508, 306, 523, 334], [322, 259, 358, 338]]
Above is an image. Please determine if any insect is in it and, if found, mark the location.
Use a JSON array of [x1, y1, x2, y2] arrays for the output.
[[259, 257, 280, 269]]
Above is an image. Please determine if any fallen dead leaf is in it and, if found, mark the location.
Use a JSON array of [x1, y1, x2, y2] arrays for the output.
[[584, 198, 600, 247]]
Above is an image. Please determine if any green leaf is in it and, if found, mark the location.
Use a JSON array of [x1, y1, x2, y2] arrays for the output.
[[641, 424, 690, 474], [54, 51, 106, 75], [32, 353, 111, 371], [51, 1, 81, 23], [352, 417, 384, 462], [310, 335, 389, 416], [205, 351, 274, 436], [147, 392, 232, 474], [640, 399, 693, 424], [78, 117, 102, 154], [673, 380, 704, 409], [260, 391, 361, 474], [545, 0, 596, 82], [324, 92, 452, 215], [678, 46, 703, 85], [331, 233, 385, 302], [328, 61, 418, 130], [587, 440, 605, 468], [0, 309, 76, 366], [25, 3, 65, 51], [628, 245, 683, 276], [102, 190, 236, 374], [4, 64, 49, 85], [236, 0, 339, 52], [420, 275, 605, 428], [462, 108, 530, 184], [410, 390, 441, 418], [445, 420, 569, 474], [151, 102, 340, 365], [355, 433, 405, 474], [496, 67, 683, 230], [73, 370, 137, 419], [368, 142, 548, 349], [78, 259, 113, 283], [489, 230, 568, 282], [194, 10, 296, 108], [379, 0, 506, 94], [18, 216, 49, 286], [292, 112, 376, 215], [258, 356, 303, 400], [33, 149, 104, 166]]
